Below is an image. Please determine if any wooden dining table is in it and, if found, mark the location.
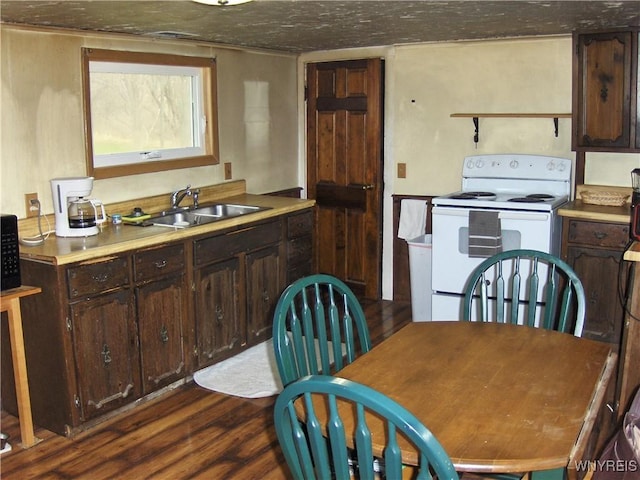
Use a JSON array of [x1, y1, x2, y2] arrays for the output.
[[335, 321, 617, 480]]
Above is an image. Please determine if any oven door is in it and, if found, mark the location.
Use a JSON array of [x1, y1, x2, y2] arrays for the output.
[[431, 206, 554, 297]]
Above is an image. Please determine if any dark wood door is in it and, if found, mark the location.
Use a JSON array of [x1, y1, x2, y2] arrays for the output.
[[306, 58, 384, 299], [573, 30, 634, 150], [246, 244, 282, 343], [195, 257, 244, 368], [137, 275, 186, 394], [70, 290, 140, 421]]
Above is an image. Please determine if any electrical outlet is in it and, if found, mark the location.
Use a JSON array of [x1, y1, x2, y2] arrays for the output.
[[224, 162, 232, 180], [25, 192, 38, 218]]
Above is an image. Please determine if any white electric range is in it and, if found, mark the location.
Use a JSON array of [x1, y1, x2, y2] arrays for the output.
[[430, 154, 572, 321]]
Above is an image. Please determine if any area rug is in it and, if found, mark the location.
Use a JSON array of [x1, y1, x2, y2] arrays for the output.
[[193, 339, 283, 398], [193, 337, 346, 398]]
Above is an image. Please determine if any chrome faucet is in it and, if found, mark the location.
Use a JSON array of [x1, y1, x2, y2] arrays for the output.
[[170, 185, 200, 209]]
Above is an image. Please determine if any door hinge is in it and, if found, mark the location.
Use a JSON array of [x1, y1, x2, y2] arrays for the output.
[[304, 85, 308, 101]]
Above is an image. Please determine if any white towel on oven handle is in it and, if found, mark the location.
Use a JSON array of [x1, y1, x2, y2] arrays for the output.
[[398, 199, 427, 240]]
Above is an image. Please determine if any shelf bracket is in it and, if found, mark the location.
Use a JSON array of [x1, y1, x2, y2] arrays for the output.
[[473, 117, 479, 145], [553, 117, 559, 137]]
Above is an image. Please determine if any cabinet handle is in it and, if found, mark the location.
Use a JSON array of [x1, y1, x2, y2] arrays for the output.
[[594, 231, 608, 240], [160, 325, 169, 344], [262, 290, 270, 303], [92, 273, 109, 283], [101, 344, 112, 365], [154, 260, 168, 269], [215, 305, 224, 323]]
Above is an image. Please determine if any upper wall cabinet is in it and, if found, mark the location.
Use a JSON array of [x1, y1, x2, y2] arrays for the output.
[[572, 28, 639, 152]]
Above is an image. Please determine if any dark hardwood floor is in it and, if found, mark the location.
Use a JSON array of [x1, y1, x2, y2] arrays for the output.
[[0, 300, 412, 479]]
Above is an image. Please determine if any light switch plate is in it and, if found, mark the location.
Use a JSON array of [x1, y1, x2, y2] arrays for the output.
[[397, 163, 407, 178], [224, 162, 232, 180]]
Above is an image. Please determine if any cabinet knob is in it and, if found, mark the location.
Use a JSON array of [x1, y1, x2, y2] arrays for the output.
[[594, 231, 608, 240]]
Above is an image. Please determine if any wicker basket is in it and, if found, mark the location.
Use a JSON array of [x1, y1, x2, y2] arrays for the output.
[[581, 190, 629, 206]]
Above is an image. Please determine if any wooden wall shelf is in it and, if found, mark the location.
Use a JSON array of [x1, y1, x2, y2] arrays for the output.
[[450, 113, 572, 142]]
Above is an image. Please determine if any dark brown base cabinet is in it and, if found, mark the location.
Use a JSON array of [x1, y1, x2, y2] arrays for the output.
[[194, 218, 285, 368], [561, 217, 631, 442], [1, 209, 313, 436]]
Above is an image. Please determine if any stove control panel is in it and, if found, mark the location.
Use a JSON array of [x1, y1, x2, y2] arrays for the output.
[[463, 154, 571, 181]]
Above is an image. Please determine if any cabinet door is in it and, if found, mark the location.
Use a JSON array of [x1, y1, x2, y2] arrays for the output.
[[195, 257, 244, 367], [567, 246, 627, 346], [246, 244, 283, 344], [136, 275, 186, 394], [574, 30, 633, 149], [70, 290, 140, 421]]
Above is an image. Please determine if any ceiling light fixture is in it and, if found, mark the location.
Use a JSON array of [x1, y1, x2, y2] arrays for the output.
[[192, 0, 253, 5]]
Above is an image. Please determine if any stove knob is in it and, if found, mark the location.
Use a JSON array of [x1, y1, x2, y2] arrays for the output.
[[556, 162, 566, 172], [547, 161, 556, 171], [466, 159, 475, 169], [509, 159, 519, 169], [475, 159, 484, 168]]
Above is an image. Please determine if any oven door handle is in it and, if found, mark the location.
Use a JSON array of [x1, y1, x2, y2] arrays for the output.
[[433, 209, 550, 221], [498, 211, 550, 221]]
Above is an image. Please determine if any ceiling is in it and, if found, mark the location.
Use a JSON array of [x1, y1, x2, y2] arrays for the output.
[[1, 1, 639, 53]]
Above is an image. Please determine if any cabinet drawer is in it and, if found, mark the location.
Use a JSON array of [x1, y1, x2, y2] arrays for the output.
[[134, 244, 185, 282], [67, 257, 130, 298], [567, 220, 630, 248], [287, 210, 313, 238], [195, 220, 282, 266]]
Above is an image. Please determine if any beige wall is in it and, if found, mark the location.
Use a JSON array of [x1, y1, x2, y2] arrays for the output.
[[0, 26, 299, 217], [389, 37, 639, 195], [301, 37, 639, 299]]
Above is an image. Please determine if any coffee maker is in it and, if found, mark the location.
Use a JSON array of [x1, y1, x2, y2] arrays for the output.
[[50, 177, 106, 237], [632, 168, 640, 241]]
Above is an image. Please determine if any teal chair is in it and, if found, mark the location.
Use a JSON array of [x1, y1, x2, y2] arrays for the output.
[[463, 249, 586, 336], [274, 375, 460, 480], [272, 274, 372, 386]]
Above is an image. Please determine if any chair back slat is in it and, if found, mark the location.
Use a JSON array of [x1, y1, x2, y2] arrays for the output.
[[509, 259, 521, 324], [383, 422, 404, 478], [541, 263, 558, 330], [526, 257, 540, 328], [274, 375, 460, 480], [463, 249, 586, 336], [495, 262, 505, 323], [313, 283, 333, 374], [273, 274, 372, 386], [326, 393, 351, 478], [355, 403, 375, 480]]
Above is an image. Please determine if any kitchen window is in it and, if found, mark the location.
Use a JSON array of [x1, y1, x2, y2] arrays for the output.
[[82, 48, 219, 179]]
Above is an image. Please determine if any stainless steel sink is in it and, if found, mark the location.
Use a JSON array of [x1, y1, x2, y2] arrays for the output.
[[150, 211, 215, 228], [191, 203, 265, 218], [148, 203, 270, 228]]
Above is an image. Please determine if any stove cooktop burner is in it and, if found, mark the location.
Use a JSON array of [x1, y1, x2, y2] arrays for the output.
[[509, 197, 544, 203], [526, 193, 555, 200], [450, 191, 497, 200], [508, 194, 556, 203]]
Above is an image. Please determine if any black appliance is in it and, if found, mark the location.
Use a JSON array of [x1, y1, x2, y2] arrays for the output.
[[1, 214, 21, 290]]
